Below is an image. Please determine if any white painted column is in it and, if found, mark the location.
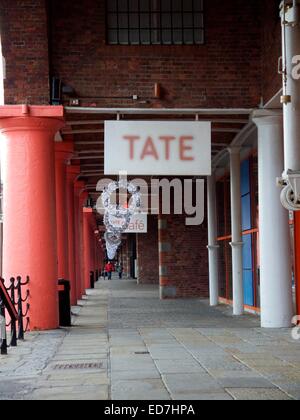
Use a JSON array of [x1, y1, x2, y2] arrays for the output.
[[207, 174, 219, 306], [253, 112, 293, 328], [228, 147, 244, 316], [280, 0, 300, 172]]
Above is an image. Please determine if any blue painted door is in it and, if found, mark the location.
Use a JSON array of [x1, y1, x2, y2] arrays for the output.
[[242, 234, 254, 306], [241, 159, 254, 307]]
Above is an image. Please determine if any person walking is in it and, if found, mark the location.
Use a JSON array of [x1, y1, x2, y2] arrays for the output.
[[105, 261, 114, 280]]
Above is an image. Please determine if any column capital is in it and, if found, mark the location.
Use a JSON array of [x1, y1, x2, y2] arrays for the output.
[[83, 207, 93, 214], [227, 146, 241, 155], [0, 105, 65, 133], [252, 110, 283, 127]]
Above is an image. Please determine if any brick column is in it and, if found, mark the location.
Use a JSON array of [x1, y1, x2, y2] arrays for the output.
[[137, 216, 159, 284], [122, 238, 131, 279], [158, 216, 174, 298], [159, 214, 209, 299]]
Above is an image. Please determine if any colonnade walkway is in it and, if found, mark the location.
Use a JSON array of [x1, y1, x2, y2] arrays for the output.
[[1, 279, 300, 400]]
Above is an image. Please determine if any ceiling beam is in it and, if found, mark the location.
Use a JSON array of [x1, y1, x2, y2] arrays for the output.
[[62, 129, 104, 135], [66, 118, 249, 125], [65, 107, 253, 116]]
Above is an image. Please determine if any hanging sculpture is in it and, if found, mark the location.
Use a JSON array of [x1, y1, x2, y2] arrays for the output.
[[101, 180, 141, 260]]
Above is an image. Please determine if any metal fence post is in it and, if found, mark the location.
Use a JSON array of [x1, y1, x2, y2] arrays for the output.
[[17, 277, 24, 340], [10, 277, 17, 347], [0, 297, 7, 355]]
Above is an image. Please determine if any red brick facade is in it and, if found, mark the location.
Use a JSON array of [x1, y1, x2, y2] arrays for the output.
[[0, 0, 274, 108], [49, 0, 262, 109], [137, 216, 159, 285], [0, 0, 50, 105]]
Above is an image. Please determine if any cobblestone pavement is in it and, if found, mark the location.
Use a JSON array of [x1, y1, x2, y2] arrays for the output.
[[0, 279, 300, 400]]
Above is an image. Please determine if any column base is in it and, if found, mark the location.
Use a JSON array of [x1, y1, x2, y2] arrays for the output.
[[160, 285, 177, 299]]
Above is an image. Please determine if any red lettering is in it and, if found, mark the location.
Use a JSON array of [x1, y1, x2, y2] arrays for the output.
[[180, 136, 194, 161], [123, 135, 140, 159], [141, 137, 159, 160], [159, 136, 176, 160]]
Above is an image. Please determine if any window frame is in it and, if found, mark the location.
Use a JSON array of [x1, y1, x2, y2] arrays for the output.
[[105, 0, 205, 46]]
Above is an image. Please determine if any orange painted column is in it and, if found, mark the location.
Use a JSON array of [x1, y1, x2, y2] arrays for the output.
[[91, 229, 95, 275], [79, 192, 89, 295], [83, 207, 94, 290], [0, 105, 64, 330], [67, 165, 80, 305], [94, 231, 101, 274], [92, 228, 97, 272], [55, 142, 74, 280], [74, 182, 86, 299], [294, 212, 300, 315]]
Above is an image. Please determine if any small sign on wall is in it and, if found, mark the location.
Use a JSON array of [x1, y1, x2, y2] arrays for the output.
[[125, 213, 147, 234], [105, 121, 211, 176], [105, 213, 147, 233]]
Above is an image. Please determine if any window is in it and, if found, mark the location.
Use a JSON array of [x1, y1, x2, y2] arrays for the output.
[[106, 0, 204, 46]]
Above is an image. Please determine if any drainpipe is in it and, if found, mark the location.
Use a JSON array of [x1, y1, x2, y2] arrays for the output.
[[279, 0, 300, 211]]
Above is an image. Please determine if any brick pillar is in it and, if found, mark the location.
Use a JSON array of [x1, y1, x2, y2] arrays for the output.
[[159, 214, 209, 299], [137, 216, 159, 284], [158, 216, 175, 298], [0, 0, 50, 104], [121, 238, 131, 279]]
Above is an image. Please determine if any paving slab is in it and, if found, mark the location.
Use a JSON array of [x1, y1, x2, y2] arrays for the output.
[[154, 359, 206, 374], [111, 370, 162, 381], [171, 392, 234, 401], [226, 388, 292, 401], [162, 373, 224, 393], [111, 379, 171, 400]]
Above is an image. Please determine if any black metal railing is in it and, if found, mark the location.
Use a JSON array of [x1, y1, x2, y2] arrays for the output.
[[0, 276, 30, 355]]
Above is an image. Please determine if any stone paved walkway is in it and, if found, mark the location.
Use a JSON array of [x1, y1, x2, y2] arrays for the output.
[[0, 279, 300, 400]]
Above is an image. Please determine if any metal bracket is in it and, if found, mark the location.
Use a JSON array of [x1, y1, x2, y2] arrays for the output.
[[279, 170, 300, 211]]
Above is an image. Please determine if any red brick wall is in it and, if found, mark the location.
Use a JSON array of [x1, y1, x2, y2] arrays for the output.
[[0, 0, 283, 108], [0, 0, 50, 104], [137, 215, 159, 284], [49, 0, 262, 108], [261, 0, 282, 104], [159, 214, 209, 299]]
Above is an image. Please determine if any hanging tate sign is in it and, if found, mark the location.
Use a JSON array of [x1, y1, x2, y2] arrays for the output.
[[104, 121, 211, 176]]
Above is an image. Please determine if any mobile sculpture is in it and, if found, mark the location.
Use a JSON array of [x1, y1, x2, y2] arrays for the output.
[[101, 180, 141, 260]]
